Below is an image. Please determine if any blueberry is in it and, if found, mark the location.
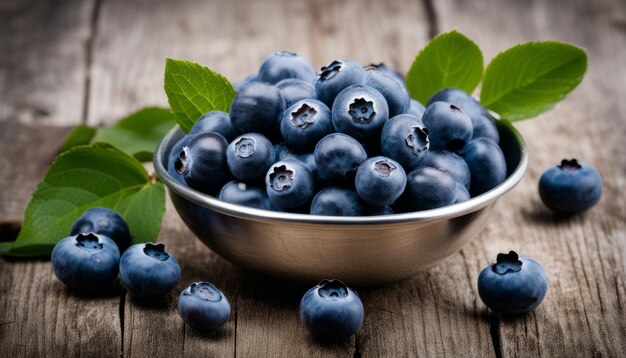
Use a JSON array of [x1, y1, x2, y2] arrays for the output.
[[380, 114, 429, 171], [167, 135, 190, 184], [403, 167, 457, 211], [419, 150, 471, 190], [175, 132, 229, 195], [229, 82, 285, 138], [538, 159, 602, 214], [355, 156, 406, 206], [315, 60, 367, 107], [310, 187, 364, 216], [258, 51, 316, 84], [454, 182, 471, 203], [226, 133, 274, 181], [408, 99, 426, 120], [218, 180, 275, 210], [281, 99, 334, 151], [428, 88, 499, 143], [314, 133, 367, 180], [366, 62, 404, 86], [119, 243, 180, 298], [332, 85, 389, 142], [178, 282, 231, 330], [300, 279, 364, 340], [234, 73, 258, 92], [364, 66, 410, 117], [478, 251, 548, 315], [276, 78, 317, 108], [265, 159, 315, 210], [70, 207, 131, 251], [421, 101, 473, 152], [51, 233, 120, 292], [459, 138, 507, 196], [364, 205, 394, 216], [189, 111, 238, 142]]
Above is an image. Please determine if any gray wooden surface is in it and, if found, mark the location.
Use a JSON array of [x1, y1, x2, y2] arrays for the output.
[[1, 0, 625, 356]]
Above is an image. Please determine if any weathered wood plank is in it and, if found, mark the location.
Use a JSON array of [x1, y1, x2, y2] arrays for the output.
[[434, 0, 626, 356], [0, 0, 95, 125]]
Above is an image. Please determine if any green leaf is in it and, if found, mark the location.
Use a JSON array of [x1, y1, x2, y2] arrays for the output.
[[3, 143, 165, 257], [406, 30, 483, 104], [480, 41, 587, 121], [58, 125, 96, 153], [164, 58, 236, 133]]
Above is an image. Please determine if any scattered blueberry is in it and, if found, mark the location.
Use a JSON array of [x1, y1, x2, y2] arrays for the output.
[[421, 101, 473, 152], [380, 114, 429, 171], [314, 133, 367, 180], [460, 138, 507, 196], [227, 133, 274, 181], [332, 84, 390, 142], [178, 282, 231, 330], [315, 60, 367, 107], [539, 159, 602, 214], [265, 160, 315, 210], [281, 99, 334, 151], [408, 99, 426, 120], [419, 150, 471, 190], [365, 66, 410, 116], [70, 207, 131, 251], [218, 180, 275, 210], [478, 251, 548, 315], [119, 243, 181, 298], [310, 187, 364, 216], [276, 78, 317, 108], [175, 132, 229, 195], [229, 82, 285, 138], [51, 233, 120, 292], [403, 167, 457, 211], [189, 110, 238, 141], [300, 279, 364, 340], [355, 156, 406, 206], [258, 51, 316, 84]]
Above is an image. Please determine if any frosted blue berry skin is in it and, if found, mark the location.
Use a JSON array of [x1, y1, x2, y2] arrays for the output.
[[276, 78, 317, 108], [175, 132, 229, 195], [421, 101, 473, 152], [380, 114, 429, 171], [454, 182, 471, 203], [70, 207, 131, 251], [332, 84, 390, 142], [364, 205, 394, 216], [258, 51, 316, 84], [189, 111, 238, 142], [300, 279, 364, 340], [419, 150, 471, 190], [310, 187, 364, 216], [355, 156, 407, 207], [178, 282, 231, 330], [229, 82, 286, 138], [314, 133, 367, 181], [280, 99, 334, 151], [408, 99, 426, 120], [315, 60, 367, 107], [51, 233, 120, 292], [167, 135, 190, 185], [365, 66, 410, 117], [119, 243, 181, 298], [478, 251, 548, 315], [218, 180, 275, 211], [265, 159, 315, 210], [226, 133, 275, 181], [539, 159, 602, 214], [366, 62, 404, 86], [460, 138, 507, 197], [403, 167, 457, 211], [233, 73, 257, 91]]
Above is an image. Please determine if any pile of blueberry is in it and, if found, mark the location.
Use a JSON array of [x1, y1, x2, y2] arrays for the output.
[[167, 51, 507, 215]]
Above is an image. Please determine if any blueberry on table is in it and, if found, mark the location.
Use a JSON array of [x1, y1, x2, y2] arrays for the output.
[[421, 101, 473, 152], [355, 156, 407, 207], [408, 99, 426, 120], [51, 233, 120, 292], [314, 133, 367, 181], [478, 251, 548, 315], [276, 78, 317, 108], [315, 60, 367, 107], [218, 180, 275, 210], [280, 99, 334, 151], [226, 133, 274, 181], [229, 82, 285, 137], [332, 84, 390, 142], [381, 114, 429, 171], [175, 132, 229, 195], [419, 150, 471, 190], [70, 207, 131, 251], [402, 167, 457, 211], [539, 159, 602, 214], [189, 110, 238, 142], [310, 187, 364, 216], [459, 138, 507, 197], [265, 159, 315, 210], [364, 66, 410, 116], [258, 51, 316, 84], [178, 282, 231, 330], [119, 243, 181, 298]]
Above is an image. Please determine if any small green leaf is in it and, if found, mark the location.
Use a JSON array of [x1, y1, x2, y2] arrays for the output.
[[58, 125, 96, 153], [164, 58, 236, 133], [3, 143, 165, 257], [406, 30, 483, 104], [0, 242, 13, 254], [480, 41, 587, 121]]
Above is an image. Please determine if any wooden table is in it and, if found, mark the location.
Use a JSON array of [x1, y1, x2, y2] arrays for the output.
[[1, 0, 624, 356]]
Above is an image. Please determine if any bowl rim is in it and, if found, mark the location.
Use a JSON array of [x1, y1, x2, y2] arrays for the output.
[[154, 121, 528, 225]]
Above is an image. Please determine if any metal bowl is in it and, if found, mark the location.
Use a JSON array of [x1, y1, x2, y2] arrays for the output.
[[154, 121, 527, 286]]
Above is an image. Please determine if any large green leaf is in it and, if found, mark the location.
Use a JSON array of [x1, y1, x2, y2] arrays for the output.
[[1, 143, 165, 257], [480, 41, 587, 121], [164, 58, 236, 133], [406, 30, 483, 104]]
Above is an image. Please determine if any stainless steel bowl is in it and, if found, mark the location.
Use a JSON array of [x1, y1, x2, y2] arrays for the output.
[[154, 121, 527, 286]]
